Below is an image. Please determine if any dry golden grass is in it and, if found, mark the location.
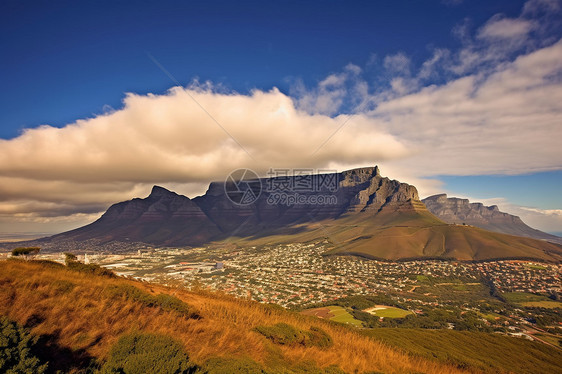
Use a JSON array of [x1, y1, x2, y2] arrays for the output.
[[0, 259, 477, 373]]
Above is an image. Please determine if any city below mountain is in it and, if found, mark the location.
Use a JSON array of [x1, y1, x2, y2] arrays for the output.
[[35, 167, 562, 262]]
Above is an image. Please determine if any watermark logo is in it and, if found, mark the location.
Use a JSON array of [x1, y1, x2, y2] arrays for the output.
[[266, 192, 338, 206], [224, 169, 262, 205], [224, 168, 340, 206], [265, 168, 338, 193], [265, 168, 339, 206]]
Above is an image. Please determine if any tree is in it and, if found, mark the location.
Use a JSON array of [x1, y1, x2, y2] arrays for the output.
[[0, 317, 48, 374], [64, 252, 77, 265], [11, 247, 40, 259]]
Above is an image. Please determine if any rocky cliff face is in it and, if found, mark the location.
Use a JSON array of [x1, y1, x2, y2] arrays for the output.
[[50, 167, 423, 246], [422, 194, 562, 245], [39, 168, 562, 262]]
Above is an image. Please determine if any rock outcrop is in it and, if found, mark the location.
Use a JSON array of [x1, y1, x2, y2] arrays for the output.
[[422, 194, 562, 245]]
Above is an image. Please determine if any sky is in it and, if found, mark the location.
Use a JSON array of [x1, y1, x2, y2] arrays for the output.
[[0, 0, 561, 235]]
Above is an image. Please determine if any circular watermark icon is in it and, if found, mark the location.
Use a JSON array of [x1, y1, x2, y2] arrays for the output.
[[224, 168, 262, 205]]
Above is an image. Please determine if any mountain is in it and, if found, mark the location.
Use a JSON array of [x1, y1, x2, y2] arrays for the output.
[[422, 194, 562, 245], [50, 166, 421, 245], [43, 167, 562, 261], [49, 185, 222, 246]]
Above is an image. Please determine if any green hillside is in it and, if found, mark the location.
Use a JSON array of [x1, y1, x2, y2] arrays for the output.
[[365, 328, 562, 374]]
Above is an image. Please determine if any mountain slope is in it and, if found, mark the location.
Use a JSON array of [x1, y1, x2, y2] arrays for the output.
[[0, 259, 468, 374], [38, 167, 562, 261], [49, 185, 223, 246], [423, 194, 562, 245]]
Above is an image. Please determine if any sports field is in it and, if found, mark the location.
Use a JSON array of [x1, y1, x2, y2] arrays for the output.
[[363, 305, 413, 318], [301, 305, 363, 326], [502, 292, 561, 308]]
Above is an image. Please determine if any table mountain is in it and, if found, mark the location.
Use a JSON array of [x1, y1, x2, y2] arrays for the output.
[[41, 167, 562, 261]]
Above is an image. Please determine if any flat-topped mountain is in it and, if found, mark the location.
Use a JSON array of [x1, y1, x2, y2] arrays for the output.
[[51, 167, 421, 244], [423, 194, 562, 245], [43, 167, 562, 261]]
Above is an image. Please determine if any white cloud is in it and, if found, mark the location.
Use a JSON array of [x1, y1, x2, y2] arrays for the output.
[[0, 86, 410, 232], [383, 53, 412, 76], [2, 0, 561, 234], [477, 198, 562, 234], [477, 16, 534, 40], [520, 207, 562, 216], [292, 63, 368, 115], [523, 0, 561, 15], [0, 87, 408, 184], [418, 48, 450, 80]]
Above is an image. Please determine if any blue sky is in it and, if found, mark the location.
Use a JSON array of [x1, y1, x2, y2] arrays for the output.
[[1, 0, 528, 137], [0, 0, 561, 234]]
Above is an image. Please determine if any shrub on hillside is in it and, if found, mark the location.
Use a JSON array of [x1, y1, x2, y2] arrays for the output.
[[196, 357, 266, 373], [155, 293, 194, 316], [11, 247, 40, 257], [306, 326, 333, 348], [255, 323, 306, 346], [31, 259, 65, 269], [254, 323, 333, 348], [104, 284, 199, 318], [105, 284, 154, 305], [67, 260, 116, 278], [99, 332, 193, 374], [0, 316, 48, 373]]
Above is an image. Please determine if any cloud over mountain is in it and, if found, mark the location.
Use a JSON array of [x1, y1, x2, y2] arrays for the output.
[[0, 87, 407, 231], [0, 0, 561, 233]]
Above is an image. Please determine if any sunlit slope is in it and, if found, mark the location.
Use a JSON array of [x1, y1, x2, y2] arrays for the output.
[[325, 210, 562, 261], [365, 328, 562, 374], [0, 259, 467, 374], [234, 206, 562, 261]]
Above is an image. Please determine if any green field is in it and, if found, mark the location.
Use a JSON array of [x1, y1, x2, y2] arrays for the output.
[[326, 306, 363, 326], [503, 292, 553, 304], [504, 292, 562, 309], [521, 301, 562, 308], [365, 306, 412, 318], [479, 312, 502, 323]]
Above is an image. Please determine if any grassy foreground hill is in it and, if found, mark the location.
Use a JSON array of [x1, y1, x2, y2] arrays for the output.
[[0, 259, 468, 374], [2, 260, 562, 373]]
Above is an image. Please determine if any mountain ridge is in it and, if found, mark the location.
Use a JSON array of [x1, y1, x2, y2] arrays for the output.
[[27, 167, 562, 262], [422, 194, 562, 245]]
